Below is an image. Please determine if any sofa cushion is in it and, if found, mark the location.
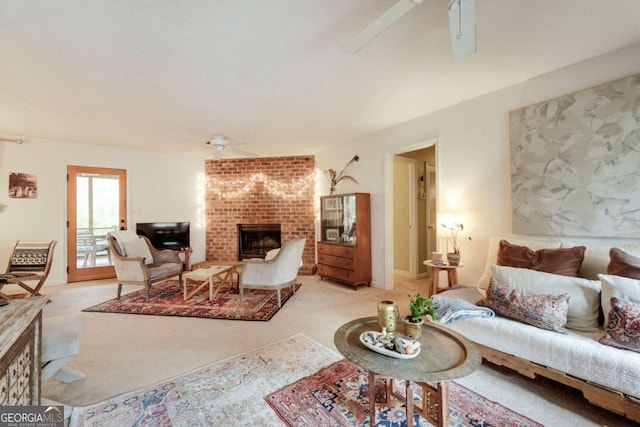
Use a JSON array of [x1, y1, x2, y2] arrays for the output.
[[442, 314, 640, 401], [148, 262, 182, 280], [476, 236, 561, 290], [599, 297, 640, 353], [486, 278, 569, 333], [561, 241, 640, 280], [598, 274, 640, 322], [497, 240, 585, 277], [608, 248, 640, 280], [123, 238, 154, 265], [492, 265, 601, 332]]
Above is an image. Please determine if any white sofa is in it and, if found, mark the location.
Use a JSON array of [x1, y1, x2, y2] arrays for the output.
[[437, 236, 640, 421]]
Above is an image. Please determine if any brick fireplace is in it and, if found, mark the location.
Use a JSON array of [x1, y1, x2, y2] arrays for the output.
[[204, 155, 316, 274]]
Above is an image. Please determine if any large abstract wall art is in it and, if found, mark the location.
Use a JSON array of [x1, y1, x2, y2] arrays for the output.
[[510, 74, 640, 237]]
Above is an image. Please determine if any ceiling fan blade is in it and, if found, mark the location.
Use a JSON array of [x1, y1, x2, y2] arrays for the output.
[[345, 0, 423, 53], [448, 0, 476, 61], [225, 146, 257, 158]]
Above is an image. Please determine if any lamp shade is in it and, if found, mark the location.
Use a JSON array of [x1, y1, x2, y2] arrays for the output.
[[438, 213, 462, 230]]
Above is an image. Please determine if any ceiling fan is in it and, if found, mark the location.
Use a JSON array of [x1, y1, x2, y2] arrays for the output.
[[205, 135, 257, 159], [345, 0, 476, 61]]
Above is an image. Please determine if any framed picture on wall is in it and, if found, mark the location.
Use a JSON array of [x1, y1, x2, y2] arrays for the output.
[[325, 228, 339, 241], [8, 172, 37, 199], [324, 197, 342, 211]]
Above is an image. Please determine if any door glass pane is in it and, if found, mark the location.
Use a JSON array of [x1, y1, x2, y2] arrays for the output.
[[75, 173, 119, 269]]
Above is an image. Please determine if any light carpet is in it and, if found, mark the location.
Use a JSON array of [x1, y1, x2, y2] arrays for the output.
[[70, 334, 342, 426], [82, 279, 300, 321], [70, 334, 543, 426]]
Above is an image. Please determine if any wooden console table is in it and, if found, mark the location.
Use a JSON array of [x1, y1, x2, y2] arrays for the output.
[[0, 296, 48, 405]]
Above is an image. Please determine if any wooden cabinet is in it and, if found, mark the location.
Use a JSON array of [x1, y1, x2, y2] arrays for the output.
[[0, 296, 48, 406], [318, 193, 371, 289]]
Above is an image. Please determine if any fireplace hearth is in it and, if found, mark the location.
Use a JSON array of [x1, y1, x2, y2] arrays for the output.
[[237, 224, 281, 260]]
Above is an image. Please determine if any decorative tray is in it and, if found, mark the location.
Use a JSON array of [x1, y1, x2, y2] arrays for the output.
[[359, 331, 421, 359]]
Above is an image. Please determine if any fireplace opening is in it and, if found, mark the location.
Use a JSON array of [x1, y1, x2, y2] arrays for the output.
[[237, 224, 281, 260]]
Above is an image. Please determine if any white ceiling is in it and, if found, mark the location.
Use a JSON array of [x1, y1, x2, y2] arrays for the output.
[[2, 1, 640, 158]]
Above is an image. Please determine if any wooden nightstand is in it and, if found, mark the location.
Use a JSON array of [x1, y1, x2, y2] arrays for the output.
[[423, 260, 464, 297]]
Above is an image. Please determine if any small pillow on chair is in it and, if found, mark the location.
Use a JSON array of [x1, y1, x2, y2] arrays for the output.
[[123, 238, 154, 265]]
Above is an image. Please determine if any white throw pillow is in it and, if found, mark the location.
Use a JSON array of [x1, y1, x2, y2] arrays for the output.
[[110, 230, 139, 256], [491, 264, 601, 332], [598, 274, 640, 322], [122, 238, 154, 265], [476, 236, 561, 290]]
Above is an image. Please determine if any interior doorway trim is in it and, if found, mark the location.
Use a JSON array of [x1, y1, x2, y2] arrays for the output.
[[384, 139, 438, 290]]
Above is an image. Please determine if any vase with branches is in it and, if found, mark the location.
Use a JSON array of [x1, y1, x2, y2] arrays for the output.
[[440, 220, 471, 266], [440, 221, 471, 254], [322, 154, 360, 194]]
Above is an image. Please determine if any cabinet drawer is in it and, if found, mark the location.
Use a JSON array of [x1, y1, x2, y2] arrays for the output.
[[318, 264, 353, 282], [318, 243, 354, 258], [318, 254, 354, 270]]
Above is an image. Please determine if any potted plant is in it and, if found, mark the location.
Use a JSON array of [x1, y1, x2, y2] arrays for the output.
[[440, 220, 471, 266], [403, 293, 439, 338]]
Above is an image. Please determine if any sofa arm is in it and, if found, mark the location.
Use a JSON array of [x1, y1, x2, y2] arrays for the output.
[[112, 256, 149, 282]]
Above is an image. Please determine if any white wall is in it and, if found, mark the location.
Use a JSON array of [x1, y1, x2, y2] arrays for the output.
[[316, 42, 640, 289], [0, 138, 204, 286], [4, 42, 640, 290]]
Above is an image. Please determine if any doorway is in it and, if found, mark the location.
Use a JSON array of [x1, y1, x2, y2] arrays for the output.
[[384, 141, 437, 288], [66, 166, 127, 282]]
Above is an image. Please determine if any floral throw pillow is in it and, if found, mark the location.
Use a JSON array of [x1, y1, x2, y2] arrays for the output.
[[486, 277, 569, 333], [599, 297, 640, 353]]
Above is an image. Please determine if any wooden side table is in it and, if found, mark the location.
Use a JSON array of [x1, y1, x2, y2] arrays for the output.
[[423, 260, 464, 297], [177, 247, 193, 271], [334, 317, 481, 427]]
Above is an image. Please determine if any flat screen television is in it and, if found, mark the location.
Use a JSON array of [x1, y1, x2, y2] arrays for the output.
[[135, 222, 190, 250]]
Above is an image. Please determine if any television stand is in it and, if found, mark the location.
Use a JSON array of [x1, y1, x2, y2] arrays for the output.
[[175, 247, 192, 271]]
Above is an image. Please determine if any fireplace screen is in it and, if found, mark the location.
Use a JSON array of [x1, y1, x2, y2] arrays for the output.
[[237, 224, 281, 260]]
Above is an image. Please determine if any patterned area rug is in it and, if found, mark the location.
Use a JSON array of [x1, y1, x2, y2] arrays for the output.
[[70, 334, 543, 427], [266, 359, 544, 427], [82, 279, 300, 321], [69, 334, 343, 426]]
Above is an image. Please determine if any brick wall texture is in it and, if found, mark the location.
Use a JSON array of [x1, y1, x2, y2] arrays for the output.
[[204, 155, 316, 274]]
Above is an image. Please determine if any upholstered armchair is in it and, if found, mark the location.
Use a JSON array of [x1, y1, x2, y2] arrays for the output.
[[239, 237, 306, 307], [107, 231, 183, 301]]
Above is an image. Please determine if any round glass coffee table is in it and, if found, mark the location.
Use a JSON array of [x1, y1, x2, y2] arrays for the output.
[[334, 316, 481, 427]]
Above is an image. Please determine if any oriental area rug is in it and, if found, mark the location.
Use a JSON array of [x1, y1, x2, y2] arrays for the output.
[[82, 279, 300, 321], [267, 359, 543, 427], [69, 334, 543, 427]]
